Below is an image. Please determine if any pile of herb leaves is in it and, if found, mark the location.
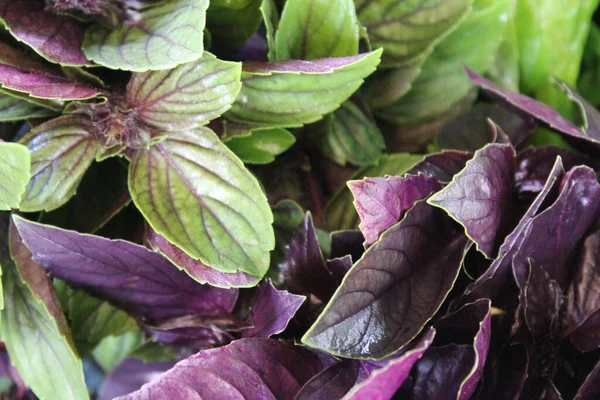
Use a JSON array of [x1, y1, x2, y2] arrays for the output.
[[2, 0, 600, 399]]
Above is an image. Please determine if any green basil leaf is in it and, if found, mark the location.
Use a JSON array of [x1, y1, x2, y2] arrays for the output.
[[375, 0, 511, 125], [207, 0, 263, 51], [224, 127, 295, 164], [226, 49, 382, 127], [19, 115, 101, 212], [0, 93, 56, 121], [363, 61, 422, 109], [92, 331, 143, 372], [275, 0, 359, 60], [320, 100, 385, 166], [260, 0, 279, 61], [355, 0, 472, 68], [325, 153, 423, 230], [129, 127, 274, 277], [82, 0, 209, 71], [128, 52, 241, 131], [66, 288, 139, 355], [0, 142, 30, 211], [0, 219, 88, 400]]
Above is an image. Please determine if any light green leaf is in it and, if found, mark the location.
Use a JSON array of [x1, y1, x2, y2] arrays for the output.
[[260, 0, 279, 61], [325, 153, 423, 230], [515, 0, 598, 114], [92, 331, 143, 372], [128, 52, 242, 131], [363, 61, 422, 109], [0, 93, 56, 121], [129, 128, 274, 277], [578, 24, 600, 107], [0, 142, 30, 211], [82, 0, 209, 71], [224, 127, 295, 164], [355, 0, 472, 68], [129, 341, 178, 363], [67, 288, 139, 355], [486, 1, 519, 91], [375, 0, 510, 125], [320, 100, 385, 166], [275, 0, 359, 60], [226, 49, 382, 127], [19, 115, 101, 212], [0, 220, 88, 400], [207, 0, 263, 50], [0, 87, 64, 112]]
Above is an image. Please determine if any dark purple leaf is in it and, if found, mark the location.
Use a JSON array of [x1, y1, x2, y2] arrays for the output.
[[466, 67, 600, 151], [568, 309, 600, 352], [146, 227, 260, 289], [437, 103, 535, 152], [556, 81, 600, 140], [99, 358, 176, 400], [511, 167, 600, 289], [516, 146, 600, 195], [567, 232, 600, 331], [145, 314, 237, 349], [546, 380, 564, 400], [303, 201, 469, 359], [279, 213, 337, 303], [344, 328, 436, 400], [348, 174, 441, 247], [575, 359, 600, 399], [326, 255, 353, 285], [119, 338, 325, 400], [0, 0, 90, 66], [0, 44, 99, 99], [398, 344, 475, 399], [429, 143, 516, 258], [433, 299, 492, 400], [517, 261, 564, 342], [242, 280, 305, 338], [459, 157, 565, 305], [13, 216, 238, 324], [408, 150, 473, 183], [0, 350, 25, 397], [330, 230, 365, 261], [294, 360, 360, 400]]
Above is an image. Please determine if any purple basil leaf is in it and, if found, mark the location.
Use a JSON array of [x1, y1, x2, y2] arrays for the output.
[[343, 328, 436, 400], [398, 344, 475, 399], [437, 103, 535, 152], [146, 227, 260, 289], [330, 230, 365, 261], [516, 146, 600, 195], [546, 380, 564, 400], [302, 201, 469, 359], [433, 299, 492, 400], [119, 338, 325, 400], [326, 255, 353, 285], [242, 280, 305, 338], [429, 143, 516, 258], [348, 174, 441, 247], [0, 43, 99, 99], [465, 67, 599, 151], [99, 358, 176, 400], [557, 80, 600, 140], [567, 232, 600, 331], [12, 216, 238, 323], [460, 157, 565, 306], [0, 350, 26, 397], [279, 213, 337, 303], [568, 308, 600, 352], [0, 0, 90, 66], [511, 167, 600, 289], [575, 359, 600, 399], [145, 314, 237, 349], [294, 360, 361, 400], [516, 261, 564, 343], [408, 150, 473, 183]]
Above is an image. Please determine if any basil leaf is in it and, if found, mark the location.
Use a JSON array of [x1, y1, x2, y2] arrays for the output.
[[0, 142, 30, 211]]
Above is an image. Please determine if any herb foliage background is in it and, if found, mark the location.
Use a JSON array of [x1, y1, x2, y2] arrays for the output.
[[1, 0, 600, 399]]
